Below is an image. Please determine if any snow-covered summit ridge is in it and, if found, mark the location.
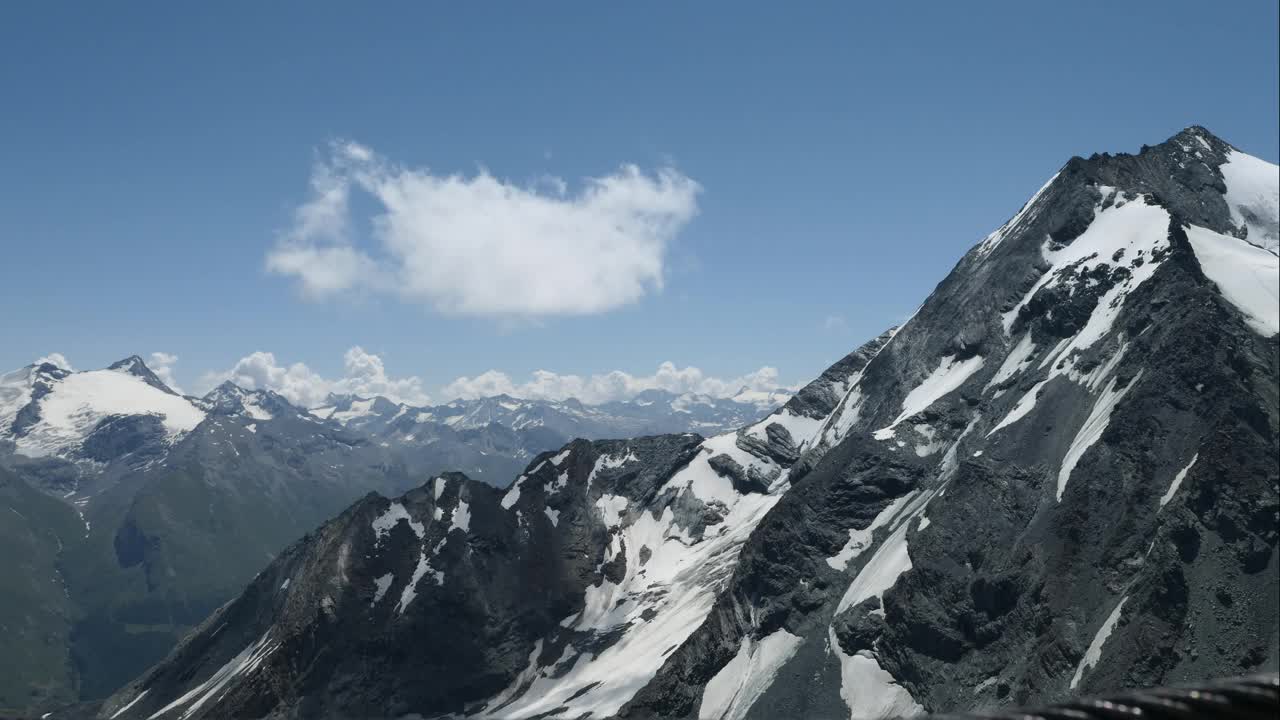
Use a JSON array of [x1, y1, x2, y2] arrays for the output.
[[970, 125, 1278, 339], [978, 125, 1277, 261], [1160, 125, 1276, 254], [1219, 147, 1279, 254], [0, 356, 205, 460]]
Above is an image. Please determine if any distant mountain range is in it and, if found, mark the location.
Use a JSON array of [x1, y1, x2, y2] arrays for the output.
[[313, 387, 789, 443], [0, 356, 783, 711]]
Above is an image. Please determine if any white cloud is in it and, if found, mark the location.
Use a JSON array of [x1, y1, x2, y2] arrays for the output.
[[197, 348, 793, 409], [266, 140, 701, 316], [266, 245, 382, 298], [35, 353, 74, 371], [337, 346, 430, 405], [197, 346, 430, 408], [198, 352, 330, 407], [440, 362, 788, 405], [148, 352, 184, 394], [822, 314, 848, 332]]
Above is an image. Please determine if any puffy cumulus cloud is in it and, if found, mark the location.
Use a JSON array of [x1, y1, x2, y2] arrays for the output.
[[266, 140, 701, 316], [440, 362, 788, 405], [196, 346, 430, 408], [336, 346, 430, 405], [198, 351, 330, 407], [265, 245, 381, 298], [34, 353, 74, 371], [147, 352, 184, 393]]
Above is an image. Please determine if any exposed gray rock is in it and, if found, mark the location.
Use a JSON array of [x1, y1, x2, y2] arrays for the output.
[[107, 356, 177, 395]]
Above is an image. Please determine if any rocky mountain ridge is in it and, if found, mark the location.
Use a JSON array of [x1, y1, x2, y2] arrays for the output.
[[79, 126, 1278, 719], [0, 355, 779, 711], [86, 325, 881, 720]]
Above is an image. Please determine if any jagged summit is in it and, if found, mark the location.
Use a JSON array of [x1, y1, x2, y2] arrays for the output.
[[201, 380, 302, 421], [29, 360, 73, 380], [1167, 123, 1230, 146], [107, 355, 178, 395], [1054, 124, 1277, 252], [107, 355, 148, 372], [1, 358, 206, 465], [35, 356, 74, 372], [1074, 125, 1233, 165]]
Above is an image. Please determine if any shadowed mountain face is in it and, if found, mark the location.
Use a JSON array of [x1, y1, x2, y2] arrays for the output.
[[0, 367, 454, 706], [76, 330, 884, 720], [45, 127, 1280, 720]]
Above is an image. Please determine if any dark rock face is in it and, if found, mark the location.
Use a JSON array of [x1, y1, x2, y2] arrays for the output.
[[81, 334, 881, 720], [81, 414, 168, 463], [7, 363, 70, 437], [94, 435, 709, 719], [80, 127, 1278, 720]]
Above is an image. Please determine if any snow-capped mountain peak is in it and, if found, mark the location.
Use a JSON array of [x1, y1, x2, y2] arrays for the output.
[[1154, 126, 1277, 254], [201, 381, 304, 421], [107, 355, 179, 395], [0, 357, 205, 462], [311, 393, 408, 430]]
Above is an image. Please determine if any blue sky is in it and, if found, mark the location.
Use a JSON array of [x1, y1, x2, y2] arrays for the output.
[[2, 2, 1277, 404]]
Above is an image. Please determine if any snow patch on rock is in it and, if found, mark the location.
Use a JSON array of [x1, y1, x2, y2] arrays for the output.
[[828, 627, 923, 720], [1070, 596, 1128, 690], [876, 354, 985, 435], [1160, 453, 1198, 508], [1186, 224, 1279, 336], [371, 502, 424, 541], [481, 431, 790, 719], [698, 628, 803, 720], [1057, 371, 1143, 502], [826, 492, 918, 571], [1002, 197, 1172, 339], [1219, 149, 1279, 254], [372, 573, 394, 605], [144, 632, 278, 720]]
